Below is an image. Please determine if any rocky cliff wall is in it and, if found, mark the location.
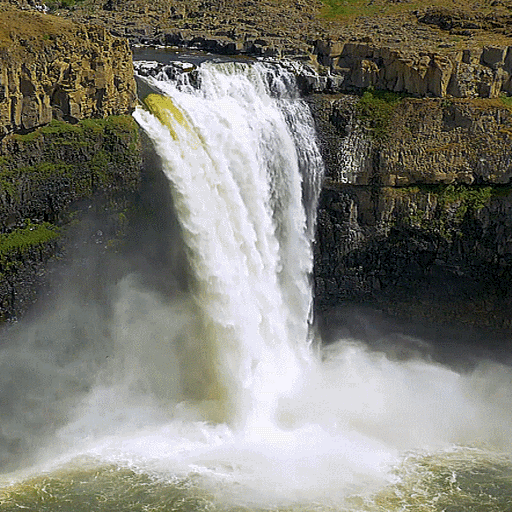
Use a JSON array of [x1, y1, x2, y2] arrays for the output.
[[0, 116, 141, 321], [0, 5, 136, 137], [311, 94, 512, 330], [0, 5, 141, 322], [313, 42, 512, 99]]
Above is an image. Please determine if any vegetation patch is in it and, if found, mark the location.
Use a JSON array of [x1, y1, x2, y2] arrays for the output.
[[400, 183, 493, 206], [356, 88, 406, 140], [500, 95, 512, 108], [321, 0, 376, 19], [391, 183, 495, 241], [15, 116, 139, 146], [319, 0, 512, 22], [436, 184, 493, 210], [319, 0, 426, 19], [5, 116, 140, 199], [0, 222, 60, 262]]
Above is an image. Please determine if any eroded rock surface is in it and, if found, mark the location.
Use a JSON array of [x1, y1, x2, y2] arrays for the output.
[[312, 94, 512, 330], [0, 5, 136, 137]]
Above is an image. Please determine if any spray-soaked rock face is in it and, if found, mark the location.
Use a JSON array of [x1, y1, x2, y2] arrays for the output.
[[311, 93, 512, 331]]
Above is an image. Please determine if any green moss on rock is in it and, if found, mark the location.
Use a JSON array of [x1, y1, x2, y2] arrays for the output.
[[0, 115, 141, 223], [356, 89, 406, 141], [0, 114, 142, 321], [389, 184, 495, 241], [0, 222, 60, 261]]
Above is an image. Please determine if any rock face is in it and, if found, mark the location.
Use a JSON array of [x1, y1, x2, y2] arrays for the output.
[[314, 42, 512, 98], [313, 95, 512, 186], [311, 94, 512, 330], [0, 116, 141, 321], [0, 6, 141, 322], [0, 6, 136, 138]]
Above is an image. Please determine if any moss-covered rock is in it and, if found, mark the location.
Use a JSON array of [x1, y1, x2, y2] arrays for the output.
[[0, 115, 140, 230], [0, 115, 141, 321]]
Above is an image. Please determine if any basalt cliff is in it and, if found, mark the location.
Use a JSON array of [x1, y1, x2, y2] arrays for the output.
[[2, 0, 512, 332], [0, 3, 140, 320], [311, 94, 512, 330], [0, 6, 135, 135]]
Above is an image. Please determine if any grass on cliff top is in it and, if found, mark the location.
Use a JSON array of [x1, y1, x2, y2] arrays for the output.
[[321, 0, 379, 19], [13, 117, 139, 144], [320, 0, 510, 20], [0, 6, 80, 55]]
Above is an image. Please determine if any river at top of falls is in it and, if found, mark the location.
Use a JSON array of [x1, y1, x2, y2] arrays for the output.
[[1, 55, 512, 511]]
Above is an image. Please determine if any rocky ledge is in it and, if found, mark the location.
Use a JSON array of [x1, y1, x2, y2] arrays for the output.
[[0, 4, 136, 137]]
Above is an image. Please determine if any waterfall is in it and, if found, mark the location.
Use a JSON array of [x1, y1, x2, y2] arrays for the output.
[[2, 56, 512, 511], [133, 61, 324, 429]]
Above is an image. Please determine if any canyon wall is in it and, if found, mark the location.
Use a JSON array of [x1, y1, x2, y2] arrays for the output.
[[61, 0, 512, 100], [311, 94, 512, 330], [0, 5, 141, 321], [2, 1, 512, 331], [313, 41, 512, 99], [0, 6, 136, 137]]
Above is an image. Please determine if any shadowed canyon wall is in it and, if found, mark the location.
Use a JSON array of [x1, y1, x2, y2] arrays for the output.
[[311, 94, 512, 330]]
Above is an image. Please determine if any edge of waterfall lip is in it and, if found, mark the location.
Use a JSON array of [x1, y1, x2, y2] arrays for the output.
[[132, 45, 258, 66], [132, 46, 319, 79], [132, 46, 322, 102]]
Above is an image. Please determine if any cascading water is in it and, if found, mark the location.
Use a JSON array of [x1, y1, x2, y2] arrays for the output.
[[133, 61, 323, 430], [2, 57, 512, 511]]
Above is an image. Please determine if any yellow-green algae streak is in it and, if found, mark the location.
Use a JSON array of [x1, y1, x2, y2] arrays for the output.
[[143, 94, 190, 141], [143, 94, 206, 154]]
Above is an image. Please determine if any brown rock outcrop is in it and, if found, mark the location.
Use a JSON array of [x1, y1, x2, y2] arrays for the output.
[[0, 5, 141, 323], [0, 6, 136, 137], [314, 41, 512, 98]]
